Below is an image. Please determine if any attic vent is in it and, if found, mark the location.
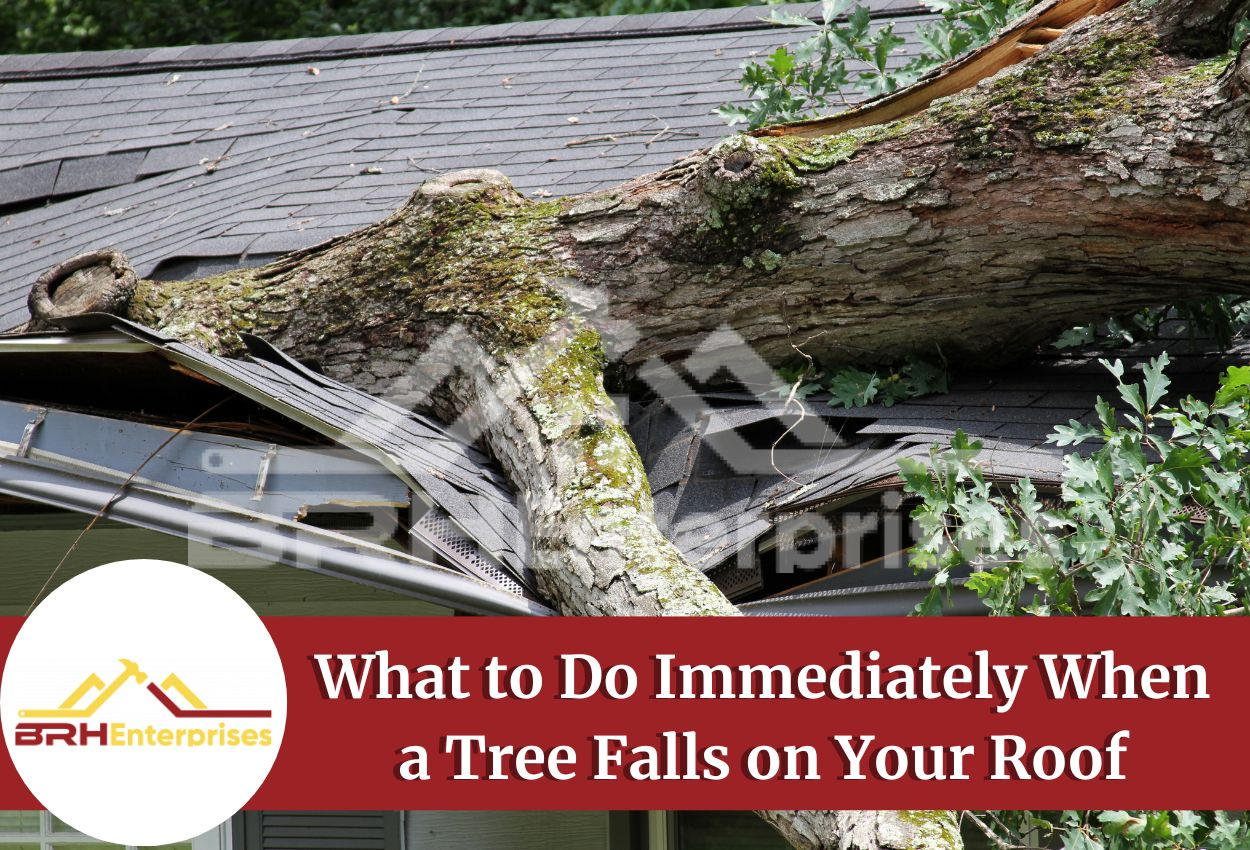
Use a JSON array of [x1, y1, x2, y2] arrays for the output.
[[301, 509, 377, 531], [411, 509, 527, 598], [707, 559, 763, 600]]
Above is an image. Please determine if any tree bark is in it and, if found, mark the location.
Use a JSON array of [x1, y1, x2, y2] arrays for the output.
[[28, 0, 1250, 846]]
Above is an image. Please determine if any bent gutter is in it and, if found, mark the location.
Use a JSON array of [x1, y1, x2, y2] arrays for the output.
[[0, 456, 554, 617]]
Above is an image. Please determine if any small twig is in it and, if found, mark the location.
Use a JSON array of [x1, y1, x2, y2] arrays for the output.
[[379, 64, 427, 107], [565, 126, 698, 148], [770, 331, 826, 488], [24, 398, 229, 615], [400, 65, 426, 99], [566, 134, 620, 147], [644, 114, 679, 146], [961, 812, 1030, 850]]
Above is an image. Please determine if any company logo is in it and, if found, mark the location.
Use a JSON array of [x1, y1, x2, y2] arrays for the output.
[[14, 657, 273, 748], [1, 560, 287, 846]]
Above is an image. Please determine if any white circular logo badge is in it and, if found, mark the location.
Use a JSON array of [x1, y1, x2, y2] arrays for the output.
[[1, 560, 287, 845]]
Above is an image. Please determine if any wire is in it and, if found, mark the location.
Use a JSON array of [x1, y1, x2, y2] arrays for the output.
[[24, 397, 230, 616]]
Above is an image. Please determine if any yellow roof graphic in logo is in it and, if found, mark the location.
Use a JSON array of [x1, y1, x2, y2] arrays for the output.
[[20, 658, 269, 720], [20, 658, 148, 719]]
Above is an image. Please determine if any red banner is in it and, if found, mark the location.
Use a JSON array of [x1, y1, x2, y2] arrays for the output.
[[0, 616, 1244, 810]]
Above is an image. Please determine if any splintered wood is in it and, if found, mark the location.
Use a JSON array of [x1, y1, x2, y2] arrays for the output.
[[754, 0, 1129, 139]]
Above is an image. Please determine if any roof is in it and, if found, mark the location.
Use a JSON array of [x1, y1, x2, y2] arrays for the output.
[[0, 318, 552, 615], [0, 1, 938, 331], [633, 328, 1250, 580]]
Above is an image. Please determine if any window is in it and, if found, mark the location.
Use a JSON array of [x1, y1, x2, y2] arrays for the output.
[[402, 811, 607, 849], [235, 812, 398, 850], [671, 812, 789, 850], [0, 812, 225, 850]]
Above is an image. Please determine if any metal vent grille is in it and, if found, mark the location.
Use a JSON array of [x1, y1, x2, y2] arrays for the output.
[[411, 508, 528, 598], [708, 559, 763, 600]]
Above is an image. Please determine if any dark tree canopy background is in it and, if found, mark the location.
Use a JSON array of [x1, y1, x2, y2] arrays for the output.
[[0, 0, 754, 54]]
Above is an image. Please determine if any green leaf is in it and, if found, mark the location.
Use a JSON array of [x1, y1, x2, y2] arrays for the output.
[[770, 10, 819, 27], [827, 366, 880, 408], [715, 104, 750, 125], [948, 428, 983, 455], [1050, 419, 1100, 446], [1157, 444, 1208, 484], [766, 46, 796, 78], [1098, 810, 1146, 838], [1054, 324, 1096, 349], [965, 569, 1005, 596], [897, 456, 934, 497], [1142, 352, 1172, 410], [870, 25, 904, 71], [1117, 381, 1146, 416], [1097, 811, 1132, 832], [1215, 365, 1250, 406], [912, 584, 947, 616], [1100, 358, 1126, 382]]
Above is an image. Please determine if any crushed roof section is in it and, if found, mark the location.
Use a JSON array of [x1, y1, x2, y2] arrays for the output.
[[0, 1, 937, 330], [630, 332, 1250, 571], [99, 319, 533, 583], [0, 315, 532, 591]]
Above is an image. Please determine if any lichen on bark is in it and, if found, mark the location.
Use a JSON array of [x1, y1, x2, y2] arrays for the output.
[[927, 30, 1159, 157], [131, 169, 570, 357], [757, 809, 963, 850]]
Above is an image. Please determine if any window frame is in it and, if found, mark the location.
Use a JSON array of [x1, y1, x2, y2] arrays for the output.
[[0, 811, 228, 850]]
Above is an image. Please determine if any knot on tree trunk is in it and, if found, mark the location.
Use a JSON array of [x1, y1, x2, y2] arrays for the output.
[[416, 168, 519, 203], [28, 248, 136, 326], [700, 135, 801, 210]]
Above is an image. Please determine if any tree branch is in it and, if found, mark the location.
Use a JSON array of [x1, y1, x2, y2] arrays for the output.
[[756, 810, 963, 850]]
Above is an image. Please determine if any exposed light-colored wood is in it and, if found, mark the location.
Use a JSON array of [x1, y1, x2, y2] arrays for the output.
[[1025, 26, 1068, 41], [753, 0, 1128, 139]]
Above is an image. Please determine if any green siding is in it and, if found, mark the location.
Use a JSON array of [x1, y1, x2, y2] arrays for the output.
[[0, 512, 451, 616]]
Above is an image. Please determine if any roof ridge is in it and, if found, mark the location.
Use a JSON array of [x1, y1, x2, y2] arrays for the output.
[[0, 1, 928, 83]]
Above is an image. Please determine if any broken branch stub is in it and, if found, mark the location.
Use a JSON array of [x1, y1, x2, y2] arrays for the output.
[[29, 248, 137, 325], [418, 168, 516, 201]]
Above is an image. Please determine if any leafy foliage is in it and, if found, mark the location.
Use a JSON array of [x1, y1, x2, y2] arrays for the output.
[[719, 0, 1031, 128], [717, 1, 911, 127], [908, 361, 1250, 847], [902, 355, 1250, 617], [1053, 296, 1250, 352], [771, 354, 949, 409], [918, 0, 1027, 59], [966, 809, 1250, 849]]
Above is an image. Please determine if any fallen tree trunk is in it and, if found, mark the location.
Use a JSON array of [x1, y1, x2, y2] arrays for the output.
[[27, 0, 1250, 846]]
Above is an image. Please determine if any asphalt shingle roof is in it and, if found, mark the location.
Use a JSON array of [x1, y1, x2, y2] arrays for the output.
[[0, 1, 937, 331]]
